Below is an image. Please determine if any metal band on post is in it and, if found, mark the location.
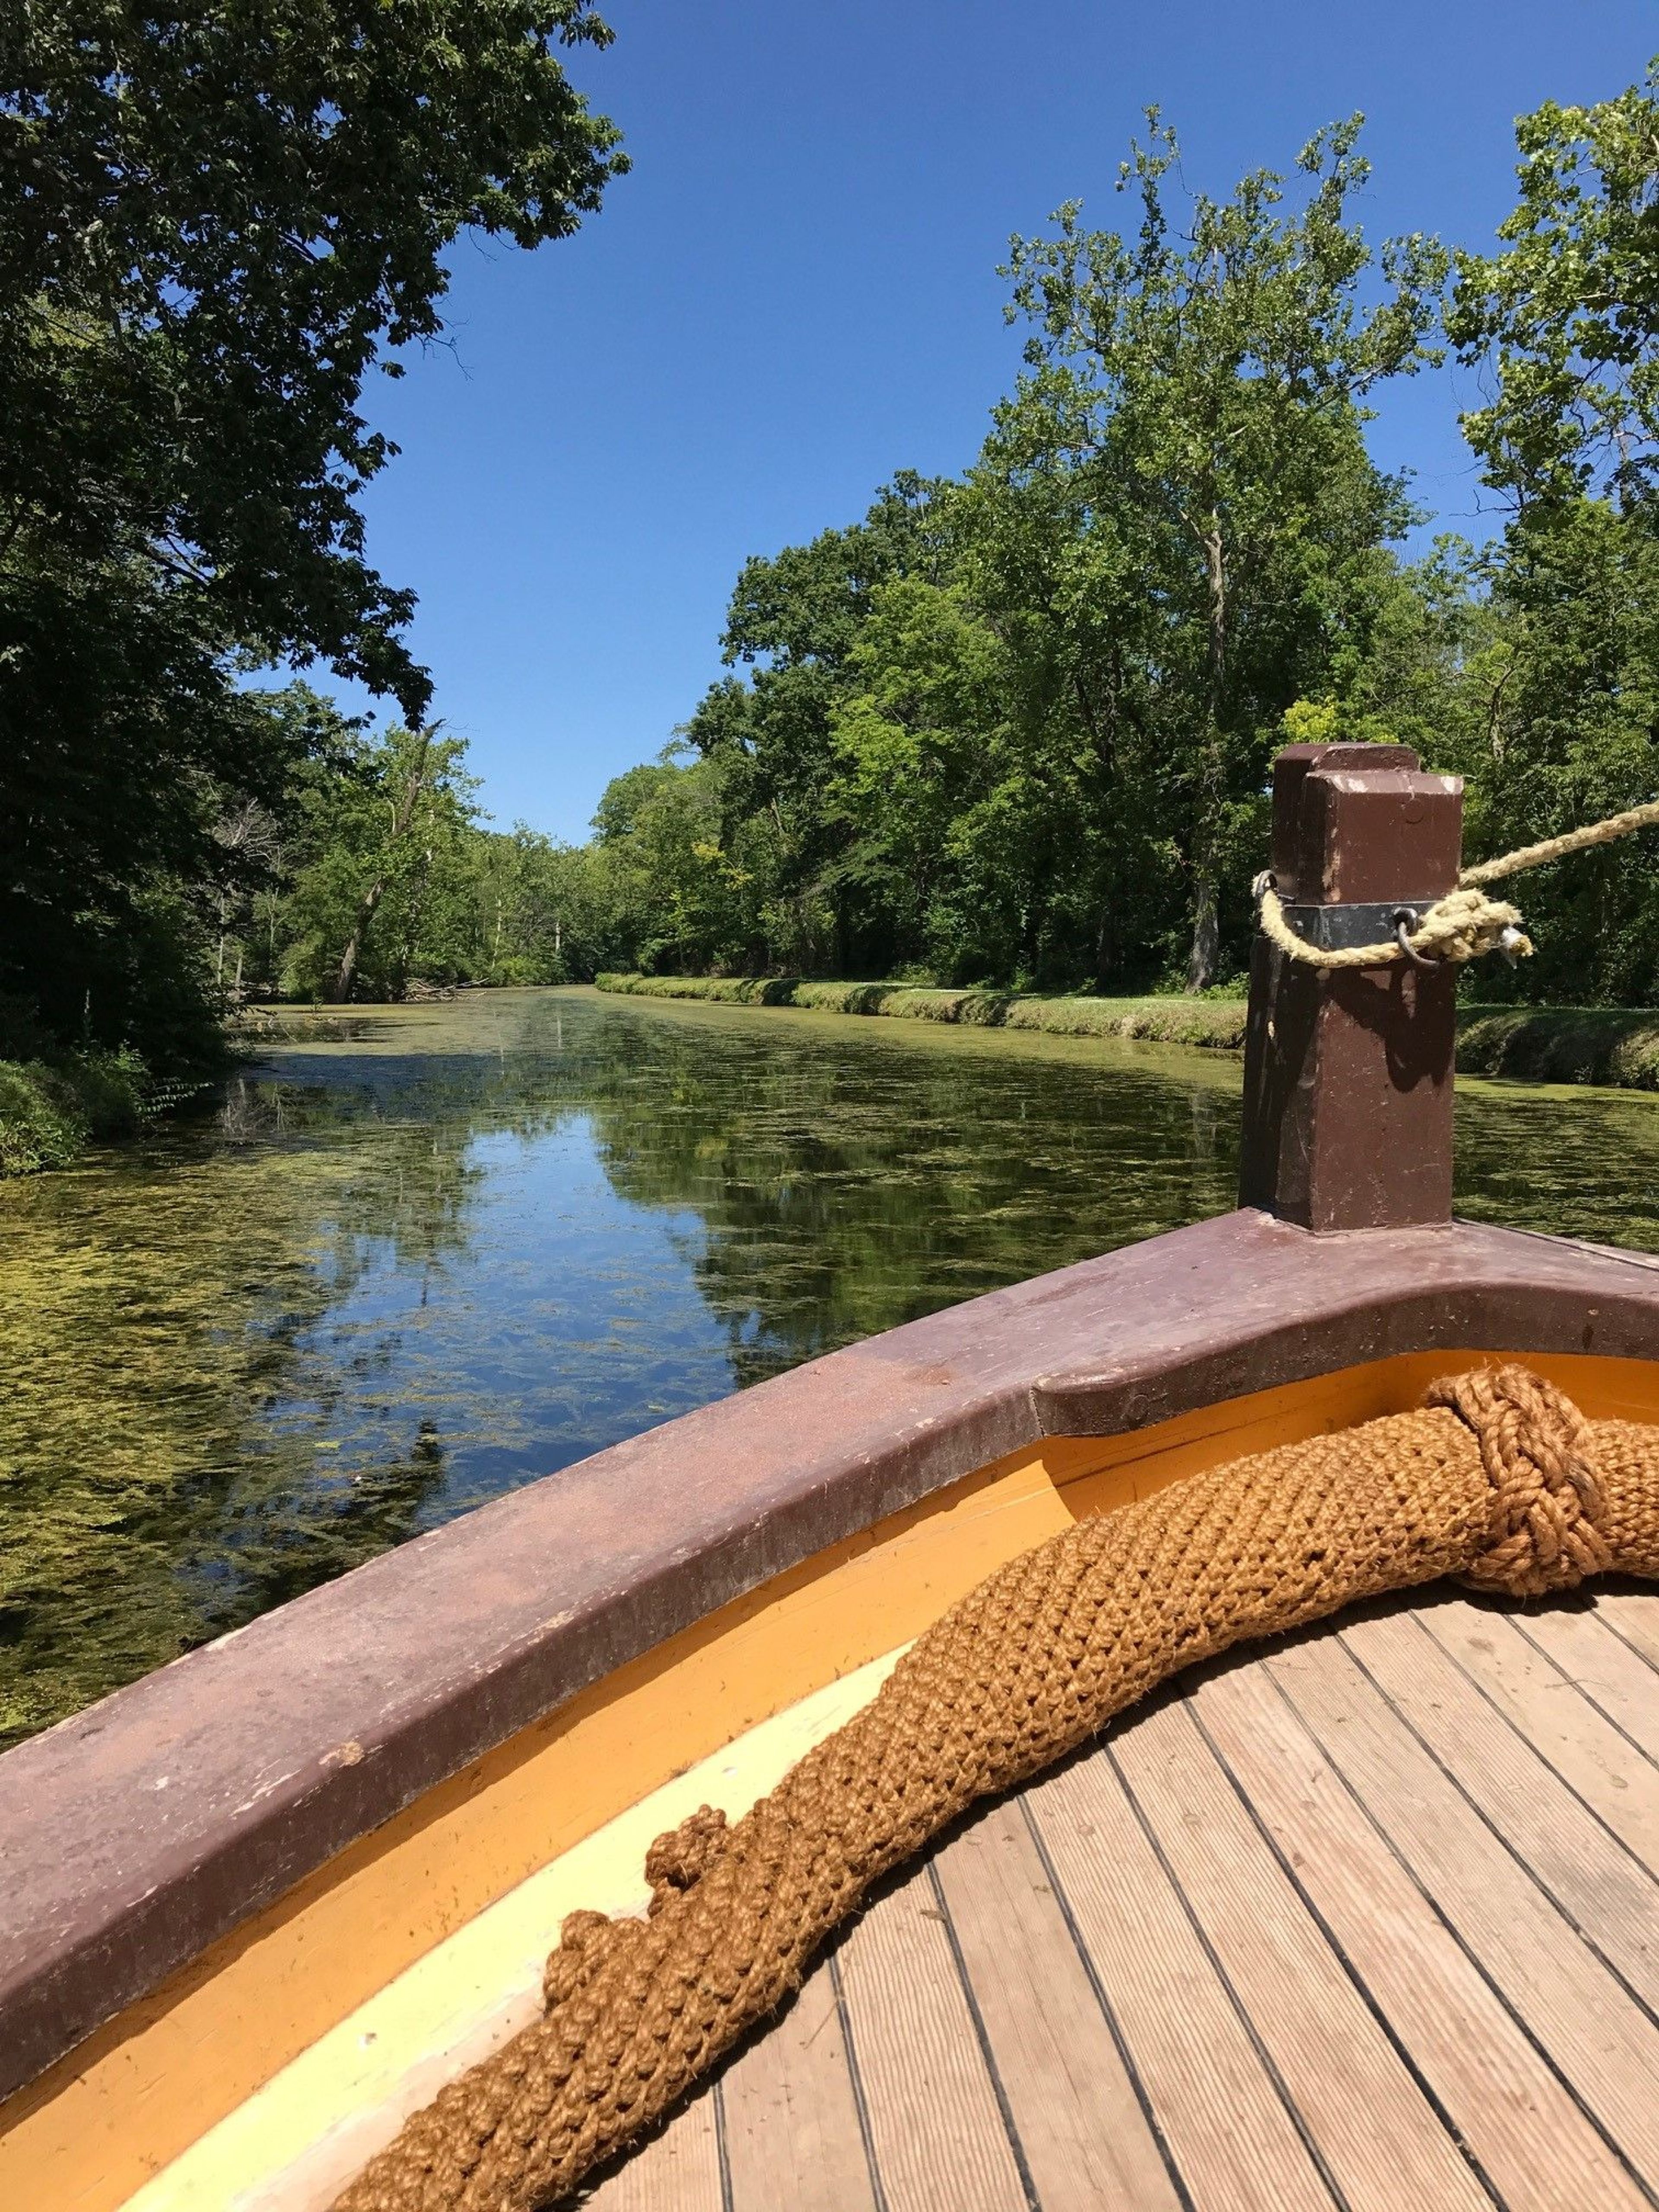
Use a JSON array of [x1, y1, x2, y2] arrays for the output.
[[1238, 743, 1463, 1233]]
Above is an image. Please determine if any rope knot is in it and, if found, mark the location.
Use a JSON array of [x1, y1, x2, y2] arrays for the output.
[[1405, 885, 1531, 966], [1428, 1364, 1612, 1596], [644, 1805, 729, 1913]]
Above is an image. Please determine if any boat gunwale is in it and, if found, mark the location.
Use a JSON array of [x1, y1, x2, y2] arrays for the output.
[[3, 1206, 1659, 2111]]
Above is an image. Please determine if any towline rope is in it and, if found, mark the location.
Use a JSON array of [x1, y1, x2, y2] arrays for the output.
[[1255, 792, 1659, 972], [336, 1364, 1659, 2212]]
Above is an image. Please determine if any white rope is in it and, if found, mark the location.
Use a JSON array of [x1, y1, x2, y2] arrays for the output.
[[1258, 792, 1657, 970], [1255, 881, 1531, 972]]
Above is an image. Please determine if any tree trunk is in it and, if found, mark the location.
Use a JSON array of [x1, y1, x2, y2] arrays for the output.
[[329, 734, 432, 1001], [333, 880, 385, 1001], [397, 845, 436, 997], [1185, 524, 1228, 994]]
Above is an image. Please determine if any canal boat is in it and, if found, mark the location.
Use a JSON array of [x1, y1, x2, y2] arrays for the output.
[[4, 741, 1659, 2212]]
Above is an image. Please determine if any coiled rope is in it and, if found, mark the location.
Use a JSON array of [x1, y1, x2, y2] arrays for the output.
[[1255, 792, 1659, 972], [336, 1366, 1659, 2212]]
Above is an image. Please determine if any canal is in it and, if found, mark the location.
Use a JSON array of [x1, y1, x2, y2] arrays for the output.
[[4, 984, 1656, 1746]]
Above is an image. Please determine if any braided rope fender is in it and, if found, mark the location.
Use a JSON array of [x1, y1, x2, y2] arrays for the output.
[[335, 1368, 1659, 2212]]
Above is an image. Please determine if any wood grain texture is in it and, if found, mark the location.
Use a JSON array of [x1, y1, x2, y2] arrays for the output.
[[1196, 1655, 1652, 2212], [720, 1966, 877, 2212], [1110, 1694, 1486, 2212], [1518, 1604, 1659, 1765], [1420, 1599, 1659, 1874], [584, 2086, 724, 2212], [1595, 1590, 1659, 1681], [1027, 1730, 1335, 2212], [833, 1867, 1029, 2212], [1342, 1605, 1659, 2009], [932, 1798, 1183, 2212], [1270, 1629, 1659, 2183]]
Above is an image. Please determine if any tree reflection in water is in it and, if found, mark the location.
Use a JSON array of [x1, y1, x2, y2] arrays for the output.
[[4, 987, 1657, 1746]]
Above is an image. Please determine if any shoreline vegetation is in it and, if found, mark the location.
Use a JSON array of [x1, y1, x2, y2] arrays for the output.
[[595, 974, 1659, 1093], [9, 54, 1659, 1176], [9, 982, 1658, 1182], [0, 1051, 151, 1177]]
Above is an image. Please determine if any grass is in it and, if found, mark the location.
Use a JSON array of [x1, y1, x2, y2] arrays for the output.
[[1455, 1005, 1659, 1090], [594, 974, 1252, 1051], [597, 974, 1659, 1092]]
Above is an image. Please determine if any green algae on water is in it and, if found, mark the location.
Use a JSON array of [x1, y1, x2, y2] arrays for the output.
[[4, 986, 1658, 1750]]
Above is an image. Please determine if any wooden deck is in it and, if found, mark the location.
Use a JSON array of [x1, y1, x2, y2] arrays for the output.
[[586, 1584, 1659, 2212]]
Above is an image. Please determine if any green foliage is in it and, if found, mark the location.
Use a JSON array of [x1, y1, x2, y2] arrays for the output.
[[1, 0, 625, 1068], [0, 1063, 86, 1175], [1456, 1004, 1659, 1090], [994, 112, 1445, 985], [2, 0, 625, 712], [0, 1049, 146, 1176], [618, 89, 1659, 1010], [660, 115, 1444, 997], [213, 722, 647, 1002], [1433, 64, 1659, 1004], [279, 724, 481, 998], [1449, 66, 1659, 513], [585, 750, 753, 973]]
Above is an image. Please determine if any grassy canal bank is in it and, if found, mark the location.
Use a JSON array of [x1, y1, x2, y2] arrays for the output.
[[596, 974, 1659, 1091], [7, 979, 1657, 1181]]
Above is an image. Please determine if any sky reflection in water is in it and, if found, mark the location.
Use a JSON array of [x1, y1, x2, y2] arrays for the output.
[[3, 985, 1655, 1744]]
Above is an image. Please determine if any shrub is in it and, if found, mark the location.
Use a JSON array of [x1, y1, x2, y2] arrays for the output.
[[0, 1049, 149, 1177]]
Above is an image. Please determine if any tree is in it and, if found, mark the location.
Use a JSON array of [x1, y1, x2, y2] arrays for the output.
[[1449, 63, 1659, 515], [281, 725, 480, 1000], [1445, 63, 1659, 1004], [590, 750, 759, 976], [2, 0, 624, 710], [1002, 114, 1445, 985], [0, 1, 626, 1057], [472, 827, 620, 982], [685, 476, 957, 973]]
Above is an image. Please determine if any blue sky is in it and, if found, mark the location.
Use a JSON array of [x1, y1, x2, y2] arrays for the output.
[[341, 1, 1659, 843]]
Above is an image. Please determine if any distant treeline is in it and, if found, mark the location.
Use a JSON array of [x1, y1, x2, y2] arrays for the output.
[[246, 70, 1659, 1016], [7, 39, 1659, 1124], [192, 705, 687, 1003], [598, 87, 1659, 1007]]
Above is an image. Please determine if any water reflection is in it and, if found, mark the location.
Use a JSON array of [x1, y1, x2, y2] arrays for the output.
[[3, 986, 1656, 1746]]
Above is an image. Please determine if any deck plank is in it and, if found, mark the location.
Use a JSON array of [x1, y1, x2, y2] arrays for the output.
[[593, 1594, 1659, 2211], [834, 1864, 1030, 2212], [1594, 1592, 1659, 1682], [584, 2085, 725, 2212], [932, 1796, 1184, 2212], [1420, 1599, 1659, 1873], [719, 1961, 879, 2212], [1110, 1695, 1487, 2212], [1519, 1603, 1659, 1766], [1341, 1606, 1659, 2008], [1027, 1727, 1336, 2212], [1196, 1656, 1653, 2212], [1271, 1629, 1659, 2184]]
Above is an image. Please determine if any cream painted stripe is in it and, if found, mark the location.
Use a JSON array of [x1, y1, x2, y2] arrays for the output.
[[122, 1646, 908, 2212]]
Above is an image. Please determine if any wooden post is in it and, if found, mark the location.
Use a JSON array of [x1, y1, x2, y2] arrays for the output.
[[1238, 742, 1463, 1233]]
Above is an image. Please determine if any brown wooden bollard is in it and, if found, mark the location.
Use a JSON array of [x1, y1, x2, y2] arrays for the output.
[[1238, 743, 1463, 1233]]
